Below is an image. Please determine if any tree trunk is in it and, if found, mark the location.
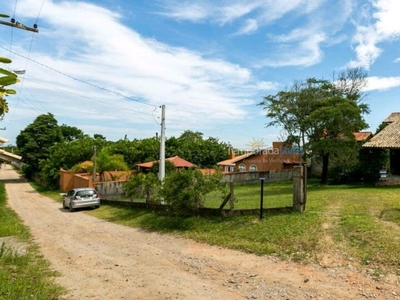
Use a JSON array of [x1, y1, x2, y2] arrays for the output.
[[320, 153, 329, 184]]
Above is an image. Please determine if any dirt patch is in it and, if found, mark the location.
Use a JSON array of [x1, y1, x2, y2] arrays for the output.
[[0, 236, 28, 256], [2, 165, 400, 299]]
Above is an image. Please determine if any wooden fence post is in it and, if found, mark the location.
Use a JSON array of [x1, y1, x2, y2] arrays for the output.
[[229, 182, 234, 210], [293, 166, 305, 212]]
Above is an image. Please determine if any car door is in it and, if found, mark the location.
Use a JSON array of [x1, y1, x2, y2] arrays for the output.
[[65, 189, 75, 207]]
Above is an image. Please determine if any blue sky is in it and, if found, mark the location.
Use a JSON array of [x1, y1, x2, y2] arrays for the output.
[[0, 0, 399, 149]]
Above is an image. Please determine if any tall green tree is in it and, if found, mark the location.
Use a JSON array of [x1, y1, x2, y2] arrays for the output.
[[166, 130, 229, 168], [259, 68, 369, 184], [16, 113, 63, 178], [39, 136, 97, 189], [60, 124, 85, 141]]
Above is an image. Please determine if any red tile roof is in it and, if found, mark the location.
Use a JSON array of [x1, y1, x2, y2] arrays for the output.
[[353, 131, 372, 141], [136, 156, 196, 168], [217, 152, 255, 166]]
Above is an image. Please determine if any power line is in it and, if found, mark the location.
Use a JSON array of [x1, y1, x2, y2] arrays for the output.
[[0, 46, 157, 109]]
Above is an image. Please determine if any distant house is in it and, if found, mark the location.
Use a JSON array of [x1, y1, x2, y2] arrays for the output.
[[363, 112, 400, 175], [217, 141, 300, 173], [136, 156, 196, 172], [0, 136, 22, 164], [353, 131, 373, 142]]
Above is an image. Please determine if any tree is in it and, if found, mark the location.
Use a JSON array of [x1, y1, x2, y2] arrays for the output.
[[161, 169, 223, 216], [39, 136, 97, 189], [60, 124, 85, 141], [16, 113, 63, 178], [93, 147, 129, 182], [166, 130, 229, 168], [123, 173, 160, 203], [151, 160, 176, 175], [259, 68, 369, 184], [0, 56, 19, 119]]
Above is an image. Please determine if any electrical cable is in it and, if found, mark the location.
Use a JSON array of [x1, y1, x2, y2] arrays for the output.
[[0, 46, 157, 108]]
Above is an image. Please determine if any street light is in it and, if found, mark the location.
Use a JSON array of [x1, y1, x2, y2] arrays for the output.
[[13, 69, 25, 75]]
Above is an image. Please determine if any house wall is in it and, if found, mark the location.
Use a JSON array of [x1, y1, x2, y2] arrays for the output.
[[60, 168, 75, 192], [222, 142, 300, 173], [95, 181, 126, 201], [59, 169, 136, 192]]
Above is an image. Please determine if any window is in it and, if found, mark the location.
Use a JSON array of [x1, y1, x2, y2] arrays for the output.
[[238, 164, 246, 172], [249, 165, 257, 172], [225, 166, 234, 173]]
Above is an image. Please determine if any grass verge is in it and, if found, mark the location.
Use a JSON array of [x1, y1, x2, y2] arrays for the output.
[[0, 182, 66, 299], [84, 179, 400, 273]]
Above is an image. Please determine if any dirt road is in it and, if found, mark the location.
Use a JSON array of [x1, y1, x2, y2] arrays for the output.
[[2, 165, 400, 299]]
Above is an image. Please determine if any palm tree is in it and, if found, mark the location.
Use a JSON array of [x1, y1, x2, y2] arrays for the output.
[[93, 147, 129, 182]]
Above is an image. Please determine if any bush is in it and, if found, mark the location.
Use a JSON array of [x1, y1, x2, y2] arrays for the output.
[[161, 169, 223, 216], [123, 173, 160, 203]]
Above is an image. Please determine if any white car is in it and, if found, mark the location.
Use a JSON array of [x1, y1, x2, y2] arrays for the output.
[[62, 188, 100, 212]]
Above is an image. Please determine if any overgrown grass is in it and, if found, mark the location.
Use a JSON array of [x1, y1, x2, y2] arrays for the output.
[[85, 179, 400, 273], [0, 182, 66, 299]]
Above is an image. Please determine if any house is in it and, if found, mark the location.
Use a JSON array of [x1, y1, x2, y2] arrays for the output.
[[309, 131, 372, 177], [363, 112, 400, 175], [354, 131, 373, 142], [0, 136, 22, 165], [217, 141, 300, 173], [136, 156, 196, 172]]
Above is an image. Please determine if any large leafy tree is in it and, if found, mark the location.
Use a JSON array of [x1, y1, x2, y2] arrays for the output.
[[166, 130, 229, 168], [259, 68, 369, 184], [39, 136, 98, 189], [16, 113, 63, 178], [60, 124, 85, 141]]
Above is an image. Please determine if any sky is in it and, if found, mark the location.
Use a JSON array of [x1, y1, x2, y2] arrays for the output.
[[0, 0, 399, 149]]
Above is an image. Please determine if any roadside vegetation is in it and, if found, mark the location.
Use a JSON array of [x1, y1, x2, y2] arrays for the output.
[[0, 182, 66, 299], [82, 180, 400, 275]]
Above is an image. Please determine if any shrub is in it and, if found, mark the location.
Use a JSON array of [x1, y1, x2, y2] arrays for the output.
[[123, 172, 160, 203], [161, 169, 223, 216]]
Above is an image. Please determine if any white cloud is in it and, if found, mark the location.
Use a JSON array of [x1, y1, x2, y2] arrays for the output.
[[259, 30, 326, 67], [364, 76, 400, 91], [234, 19, 258, 35], [350, 0, 400, 69], [1, 0, 275, 143], [157, 1, 210, 22]]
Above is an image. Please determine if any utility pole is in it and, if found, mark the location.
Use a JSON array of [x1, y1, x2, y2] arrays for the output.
[[159, 105, 166, 181], [0, 15, 38, 33], [92, 145, 97, 183]]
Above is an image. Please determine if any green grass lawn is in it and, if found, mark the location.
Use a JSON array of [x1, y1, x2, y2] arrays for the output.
[[205, 180, 294, 209], [85, 179, 400, 274], [0, 182, 66, 299]]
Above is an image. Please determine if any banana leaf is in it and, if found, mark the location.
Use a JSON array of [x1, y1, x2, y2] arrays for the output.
[[0, 76, 18, 86], [0, 57, 12, 64], [0, 68, 17, 77]]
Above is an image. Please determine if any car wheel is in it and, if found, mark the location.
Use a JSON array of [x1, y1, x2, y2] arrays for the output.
[[69, 204, 75, 212], [94, 205, 100, 209]]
